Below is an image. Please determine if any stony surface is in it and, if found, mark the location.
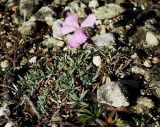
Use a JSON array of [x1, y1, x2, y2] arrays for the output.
[[0, 0, 160, 126]]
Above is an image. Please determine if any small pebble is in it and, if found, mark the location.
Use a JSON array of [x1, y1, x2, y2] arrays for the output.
[[134, 97, 154, 114], [143, 60, 151, 68], [93, 56, 102, 67], [146, 31, 159, 47], [6, 42, 12, 48], [0, 60, 9, 69], [29, 48, 35, 53], [29, 56, 37, 64], [152, 57, 159, 64], [20, 57, 28, 66]]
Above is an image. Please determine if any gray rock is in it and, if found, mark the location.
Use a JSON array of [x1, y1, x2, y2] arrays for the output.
[[89, 0, 99, 9], [0, 60, 9, 69], [19, 21, 36, 36], [92, 33, 116, 47], [63, 34, 72, 46], [19, 0, 40, 21], [64, 1, 87, 17], [97, 81, 129, 107], [42, 37, 65, 48], [29, 56, 37, 64], [94, 3, 124, 20], [30, 6, 56, 26], [146, 31, 159, 47], [6, 42, 12, 48], [149, 81, 160, 99], [129, 26, 159, 48], [52, 20, 63, 40], [19, 6, 56, 35]]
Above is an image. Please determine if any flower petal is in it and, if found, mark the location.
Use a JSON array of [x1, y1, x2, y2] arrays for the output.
[[60, 26, 77, 36], [69, 30, 89, 48], [81, 14, 96, 28], [63, 13, 79, 28]]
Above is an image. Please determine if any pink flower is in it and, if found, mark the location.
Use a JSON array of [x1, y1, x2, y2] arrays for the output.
[[60, 13, 96, 48]]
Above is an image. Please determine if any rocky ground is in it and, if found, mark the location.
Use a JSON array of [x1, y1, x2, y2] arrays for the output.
[[0, 0, 160, 127]]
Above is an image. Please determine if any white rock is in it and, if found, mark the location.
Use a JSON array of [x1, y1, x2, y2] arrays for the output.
[[29, 48, 35, 53], [52, 20, 63, 40], [31, 6, 56, 26], [19, 21, 36, 35], [89, 0, 99, 9], [95, 20, 102, 25], [65, 1, 87, 18], [64, 34, 72, 44], [29, 56, 37, 64], [94, 4, 124, 20], [146, 31, 159, 46], [45, 16, 55, 26], [131, 53, 138, 59], [0, 60, 9, 69], [76, 8, 86, 18], [0, 103, 8, 116], [97, 81, 129, 107], [56, 41, 65, 47], [92, 33, 116, 47], [70, 1, 86, 10], [137, 97, 154, 109], [6, 42, 12, 48], [100, 25, 106, 34], [93, 56, 101, 67], [152, 57, 159, 64], [143, 60, 151, 68], [42, 37, 65, 48]]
